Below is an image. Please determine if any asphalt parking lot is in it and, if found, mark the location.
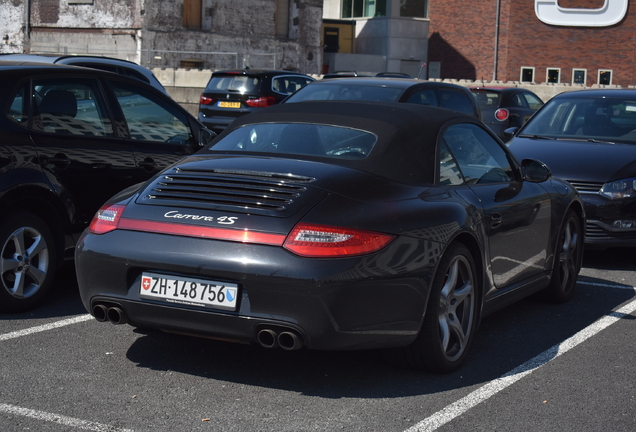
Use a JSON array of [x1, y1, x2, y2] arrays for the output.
[[1, 248, 634, 432]]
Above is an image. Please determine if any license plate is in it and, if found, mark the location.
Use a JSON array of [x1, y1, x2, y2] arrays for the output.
[[139, 272, 238, 311], [218, 101, 241, 108]]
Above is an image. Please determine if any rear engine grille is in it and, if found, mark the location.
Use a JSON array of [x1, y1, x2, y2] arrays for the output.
[[138, 167, 316, 213], [567, 180, 603, 194]]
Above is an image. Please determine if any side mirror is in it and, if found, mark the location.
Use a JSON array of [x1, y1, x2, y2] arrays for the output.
[[198, 128, 216, 147], [503, 126, 519, 140], [521, 159, 551, 182]]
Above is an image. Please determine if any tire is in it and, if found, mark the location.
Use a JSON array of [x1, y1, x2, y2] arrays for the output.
[[0, 212, 58, 313], [396, 243, 479, 373], [543, 209, 583, 303]]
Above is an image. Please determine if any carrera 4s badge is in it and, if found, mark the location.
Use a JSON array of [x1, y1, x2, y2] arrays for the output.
[[164, 211, 238, 225]]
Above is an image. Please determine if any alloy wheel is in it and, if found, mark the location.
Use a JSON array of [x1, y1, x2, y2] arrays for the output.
[[1, 225, 50, 299], [437, 254, 475, 362]]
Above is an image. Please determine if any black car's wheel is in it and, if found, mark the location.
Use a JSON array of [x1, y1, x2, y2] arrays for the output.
[[543, 209, 583, 303], [0, 212, 57, 313], [397, 243, 479, 373]]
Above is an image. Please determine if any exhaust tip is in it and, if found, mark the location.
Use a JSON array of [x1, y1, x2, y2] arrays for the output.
[[257, 329, 279, 349], [278, 331, 303, 351], [92, 304, 108, 322], [106, 306, 128, 325]]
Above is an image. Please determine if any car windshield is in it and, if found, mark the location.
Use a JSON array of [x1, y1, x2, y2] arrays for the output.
[[210, 123, 377, 159], [284, 83, 404, 103], [519, 96, 636, 144]]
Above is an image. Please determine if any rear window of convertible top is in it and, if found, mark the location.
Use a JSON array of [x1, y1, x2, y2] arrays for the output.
[[210, 123, 377, 159]]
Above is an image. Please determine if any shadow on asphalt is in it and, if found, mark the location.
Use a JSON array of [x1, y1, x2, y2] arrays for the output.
[[3, 250, 633, 398], [124, 276, 635, 399], [582, 247, 636, 271]]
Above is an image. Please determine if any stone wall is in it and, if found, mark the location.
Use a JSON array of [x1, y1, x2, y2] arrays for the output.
[[0, 1, 27, 53], [3, 0, 323, 74]]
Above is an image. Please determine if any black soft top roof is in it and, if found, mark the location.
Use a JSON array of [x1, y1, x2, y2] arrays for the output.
[[209, 100, 481, 185]]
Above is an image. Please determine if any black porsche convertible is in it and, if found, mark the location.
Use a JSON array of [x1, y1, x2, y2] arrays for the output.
[[75, 101, 584, 372]]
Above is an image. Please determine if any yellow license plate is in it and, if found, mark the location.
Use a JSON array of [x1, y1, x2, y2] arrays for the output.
[[218, 101, 241, 108]]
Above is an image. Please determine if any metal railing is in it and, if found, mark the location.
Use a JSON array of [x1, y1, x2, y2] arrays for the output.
[[6, 44, 278, 70]]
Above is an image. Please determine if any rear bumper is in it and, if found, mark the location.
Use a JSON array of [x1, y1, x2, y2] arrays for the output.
[[76, 229, 435, 350]]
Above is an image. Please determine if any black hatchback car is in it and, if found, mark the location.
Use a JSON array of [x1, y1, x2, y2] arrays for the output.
[[469, 87, 544, 140], [197, 69, 315, 133], [0, 61, 214, 313], [283, 77, 482, 120]]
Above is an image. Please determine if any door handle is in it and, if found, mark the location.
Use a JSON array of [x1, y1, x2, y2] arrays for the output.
[[47, 154, 71, 169]]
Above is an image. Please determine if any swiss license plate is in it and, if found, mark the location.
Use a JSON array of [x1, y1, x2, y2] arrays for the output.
[[218, 101, 241, 108], [139, 272, 238, 311]]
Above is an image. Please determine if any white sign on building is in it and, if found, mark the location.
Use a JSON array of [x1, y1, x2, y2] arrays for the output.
[[535, 0, 628, 27]]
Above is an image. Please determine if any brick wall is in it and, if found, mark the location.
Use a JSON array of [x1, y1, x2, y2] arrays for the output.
[[429, 0, 636, 87]]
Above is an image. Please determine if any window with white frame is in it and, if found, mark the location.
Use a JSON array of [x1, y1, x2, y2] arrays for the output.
[[520, 67, 535, 83], [547, 68, 560, 83], [572, 69, 586, 85], [598, 69, 613, 85]]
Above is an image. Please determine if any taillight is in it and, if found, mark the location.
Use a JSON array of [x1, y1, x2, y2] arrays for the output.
[[283, 223, 394, 257], [245, 96, 276, 108], [199, 95, 214, 105], [494, 108, 509, 121], [88, 204, 126, 234]]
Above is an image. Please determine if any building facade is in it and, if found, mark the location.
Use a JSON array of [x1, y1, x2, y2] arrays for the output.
[[321, 0, 429, 77], [0, 0, 323, 74], [428, 0, 635, 86], [2, 1, 633, 85]]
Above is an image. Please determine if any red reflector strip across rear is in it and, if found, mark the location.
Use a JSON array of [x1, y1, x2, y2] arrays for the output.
[[118, 218, 286, 246]]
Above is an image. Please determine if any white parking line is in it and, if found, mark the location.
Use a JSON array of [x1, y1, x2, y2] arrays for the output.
[[404, 282, 636, 432], [0, 314, 92, 342], [0, 314, 129, 430], [0, 403, 134, 432]]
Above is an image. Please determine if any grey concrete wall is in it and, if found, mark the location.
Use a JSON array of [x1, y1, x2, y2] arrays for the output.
[[160, 67, 627, 117], [28, 30, 142, 64], [322, 53, 386, 75]]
